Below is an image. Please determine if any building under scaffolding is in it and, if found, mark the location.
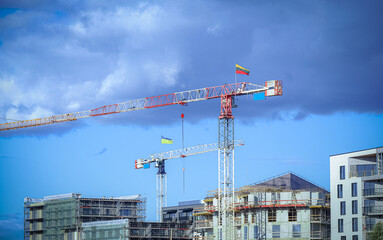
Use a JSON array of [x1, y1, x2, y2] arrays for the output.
[[81, 220, 193, 240], [162, 200, 204, 224], [193, 172, 331, 240], [24, 193, 146, 240]]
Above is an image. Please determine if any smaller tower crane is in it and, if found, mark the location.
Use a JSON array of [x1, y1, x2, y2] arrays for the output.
[[135, 140, 244, 222]]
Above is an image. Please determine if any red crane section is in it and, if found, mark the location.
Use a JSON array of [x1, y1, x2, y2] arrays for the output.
[[0, 81, 282, 131]]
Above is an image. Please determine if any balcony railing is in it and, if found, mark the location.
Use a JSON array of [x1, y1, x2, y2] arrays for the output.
[[363, 188, 383, 197], [234, 199, 329, 210], [310, 215, 330, 223], [194, 220, 213, 229], [363, 206, 383, 215], [311, 230, 330, 239]]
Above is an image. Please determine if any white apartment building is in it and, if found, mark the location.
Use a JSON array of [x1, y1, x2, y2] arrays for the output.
[[330, 146, 383, 240]]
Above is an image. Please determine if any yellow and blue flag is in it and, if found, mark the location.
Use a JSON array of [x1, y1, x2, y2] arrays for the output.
[[161, 135, 173, 144]]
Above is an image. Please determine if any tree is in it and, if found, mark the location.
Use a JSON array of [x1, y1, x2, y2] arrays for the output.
[[369, 222, 383, 240]]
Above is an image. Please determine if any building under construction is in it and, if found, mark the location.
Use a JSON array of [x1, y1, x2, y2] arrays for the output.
[[81, 220, 192, 240], [24, 193, 146, 240], [193, 172, 330, 240]]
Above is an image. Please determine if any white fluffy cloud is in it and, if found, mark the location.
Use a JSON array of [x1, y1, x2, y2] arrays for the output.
[[0, 2, 185, 121]]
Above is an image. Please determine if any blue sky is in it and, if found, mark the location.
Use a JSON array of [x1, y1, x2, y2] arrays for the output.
[[0, 0, 383, 239]]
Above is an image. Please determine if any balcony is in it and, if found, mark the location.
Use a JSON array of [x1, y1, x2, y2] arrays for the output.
[[349, 164, 377, 178], [363, 206, 383, 215], [310, 215, 330, 224], [194, 220, 213, 229], [363, 188, 383, 198], [311, 231, 330, 239]]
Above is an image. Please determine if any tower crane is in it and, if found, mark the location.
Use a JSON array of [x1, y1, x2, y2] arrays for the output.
[[135, 140, 244, 222], [1, 80, 282, 240]]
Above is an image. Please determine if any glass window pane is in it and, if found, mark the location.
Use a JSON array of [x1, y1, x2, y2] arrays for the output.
[[272, 225, 280, 238]]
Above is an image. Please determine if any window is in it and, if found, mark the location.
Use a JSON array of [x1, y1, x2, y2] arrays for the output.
[[366, 217, 375, 231], [352, 200, 358, 214], [352, 183, 357, 197], [340, 201, 346, 215], [340, 166, 345, 179], [352, 235, 358, 240], [341, 237, 346, 240], [253, 226, 258, 239], [244, 213, 248, 223], [338, 219, 344, 233], [338, 184, 344, 198], [356, 164, 376, 177], [364, 182, 375, 196], [251, 213, 256, 223], [272, 225, 280, 238], [288, 208, 297, 222], [364, 200, 375, 214], [244, 226, 248, 240], [268, 209, 276, 222], [352, 218, 358, 232], [293, 224, 301, 238]]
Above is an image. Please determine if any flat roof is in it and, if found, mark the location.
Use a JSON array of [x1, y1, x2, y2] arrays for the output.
[[330, 146, 383, 157]]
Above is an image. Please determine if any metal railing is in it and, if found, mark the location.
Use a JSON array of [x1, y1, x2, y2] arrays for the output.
[[234, 199, 329, 209], [363, 188, 383, 197], [349, 168, 377, 178], [363, 206, 383, 215], [311, 230, 330, 239], [310, 214, 330, 223], [194, 220, 213, 229]]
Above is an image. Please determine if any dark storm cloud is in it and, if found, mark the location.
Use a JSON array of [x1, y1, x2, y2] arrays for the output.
[[0, 0, 382, 135]]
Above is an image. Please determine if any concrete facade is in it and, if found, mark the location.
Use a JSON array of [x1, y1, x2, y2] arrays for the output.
[[330, 147, 383, 240]]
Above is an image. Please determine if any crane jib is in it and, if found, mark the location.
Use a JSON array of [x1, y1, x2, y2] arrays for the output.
[[0, 81, 281, 131]]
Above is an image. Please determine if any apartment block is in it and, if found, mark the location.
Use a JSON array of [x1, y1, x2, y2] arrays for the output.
[[330, 147, 383, 240]]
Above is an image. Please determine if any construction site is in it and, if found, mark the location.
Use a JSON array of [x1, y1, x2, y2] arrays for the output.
[[2, 1, 383, 240], [24, 172, 330, 240], [5, 78, 332, 240], [10, 79, 327, 239], [3, 80, 284, 240]]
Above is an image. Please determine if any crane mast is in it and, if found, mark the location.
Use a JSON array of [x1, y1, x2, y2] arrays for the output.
[[135, 141, 244, 222], [218, 95, 235, 240]]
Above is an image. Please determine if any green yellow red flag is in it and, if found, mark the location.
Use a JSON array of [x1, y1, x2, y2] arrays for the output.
[[236, 64, 250, 76]]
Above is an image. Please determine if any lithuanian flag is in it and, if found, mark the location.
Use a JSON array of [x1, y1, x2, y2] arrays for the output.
[[236, 64, 250, 76], [161, 135, 173, 144]]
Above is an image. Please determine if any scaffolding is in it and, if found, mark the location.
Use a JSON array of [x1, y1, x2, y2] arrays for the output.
[[24, 193, 146, 240], [78, 196, 146, 222], [128, 222, 193, 239], [194, 172, 331, 240], [82, 219, 130, 240]]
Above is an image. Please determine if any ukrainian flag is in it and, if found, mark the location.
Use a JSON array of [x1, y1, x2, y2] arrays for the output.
[[161, 135, 173, 144]]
